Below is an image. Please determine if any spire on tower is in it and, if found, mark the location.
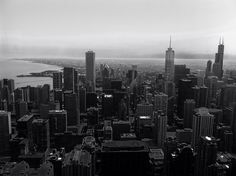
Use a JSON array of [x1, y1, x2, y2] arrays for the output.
[[169, 36, 172, 48], [222, 37, 224, 45], [219, 36, 221, 45]]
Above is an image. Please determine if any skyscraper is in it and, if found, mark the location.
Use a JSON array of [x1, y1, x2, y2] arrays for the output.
[[174, 65, 190, 86], [192, 108, 215, 148], [32, 119, 50, 152], [48, 110, 67, 146], [64, 91, 80, 126], [0, 111, 11, 155], [136, 103, 153, 117], [205, 60, 212, 78], [165, 37, 175, 82], [86, 51, 96, 91], [79, 87, 86, 113], [64, 67, 75, 92], [177, 79, 194, 117], [154, 92, 168, 115], [183, 99, 195, 128], [199, 86, 208, 107], [220, 84, 236, 108], [212, 38, 224, 79], [154, 111, 167, 148], [53, 72, 62, 89], [102, 94, 114, 118], [205, 76, 218, 105], [195, 136, 218, 176]]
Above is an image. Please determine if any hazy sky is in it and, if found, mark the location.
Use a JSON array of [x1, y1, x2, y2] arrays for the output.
[[1, 0, 236, 57]]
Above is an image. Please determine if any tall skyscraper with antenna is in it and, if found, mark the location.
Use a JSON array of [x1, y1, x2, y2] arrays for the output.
[[165, 37, 175, 82], [213, 37, 224, 79]]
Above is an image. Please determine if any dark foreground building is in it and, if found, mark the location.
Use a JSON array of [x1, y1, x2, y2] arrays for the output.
[[96, 140, 151, 176]]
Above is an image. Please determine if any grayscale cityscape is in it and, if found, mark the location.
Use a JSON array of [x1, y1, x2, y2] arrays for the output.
[[1, 0, 236, 176]]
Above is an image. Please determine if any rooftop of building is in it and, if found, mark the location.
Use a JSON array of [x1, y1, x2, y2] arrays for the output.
[[17, 114, 34, 122], [32, 118, 48, 124], [102, 140, 149, 152], [149, 148, 164, 160], [217, 152, 233, 164], [63, 148, 91, 166], [0, 110, 9, 115], [49, 110, 67, 114], [195, 107, 214, 117]]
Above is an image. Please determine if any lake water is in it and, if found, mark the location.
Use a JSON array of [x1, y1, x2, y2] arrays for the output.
[[0, 59, 62, 88]]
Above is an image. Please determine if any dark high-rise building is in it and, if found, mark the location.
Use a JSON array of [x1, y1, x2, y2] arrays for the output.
[[86, 51, 96, 91], [220, 84, 236, 108], [48, 110, 67, 134], [164, 81, 175, 97], [39, 103, 50, 119], [111, 80, 122, 91], [64, 67, 75, 92], [186, 74, 198, 87], [231, 103, 236, 152], [64, 91, 79, 126], [167, 145, 194, 176], [192, 108, 214, 148], [17, 114, 34, 137], [167, 96, 175, 124], [192, 86, 200, 107], [183, 99, 195, 128], [53, 72, 62, 89], [101, 64, 110, 80], [53, 89, 63, 109], [32, 119, 50, 152], [22, 86, 30, 103], [177, 79, 193, 117], [127, 66, 138, 85], [97, 140, 150, 176], [7, 79, 15, 94], [205, 60, 212, 78], [40, 84, 50, 104], [212, 38, 224, 79], [102, 94, 114, 118], [15, 101, 28, 120], [154, 92, 168, 115], [174, 65, 190, 86], [74, 69, 78, 93], [156, 74, 165, 92], [79, 87, 86, 113], [14, 88, 24, 102], [199, 86, 208, 107], [86, 92, 97, 109], [205, 76, 218, 106], [1, 85, 10, 103], [87, 107, 99, 126], [215, 124, 233, 152], [0, 111, 11, 155], [195, 136, 218, 176], [154, 111, 167, 148], [48, 110, 67, 146], [17, 114, 35, 147]]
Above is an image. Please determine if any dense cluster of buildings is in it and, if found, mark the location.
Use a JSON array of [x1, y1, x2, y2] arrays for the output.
[[0, 39, 236, 176]]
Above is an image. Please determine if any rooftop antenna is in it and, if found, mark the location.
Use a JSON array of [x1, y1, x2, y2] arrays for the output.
[[169, 36, 172, 48]]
